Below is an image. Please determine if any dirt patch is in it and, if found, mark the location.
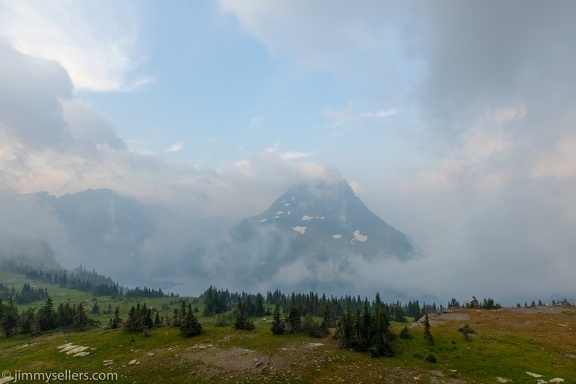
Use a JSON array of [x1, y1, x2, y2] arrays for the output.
[[179, 339, 333, 378], [190, 347, 271, 373], [412, 310, 470, 326], [507, 306, 573, 315]]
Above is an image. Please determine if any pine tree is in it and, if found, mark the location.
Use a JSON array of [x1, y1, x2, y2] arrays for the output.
[[37, 298, 57, 332], [19, 308, 35, 334], [370, 296, 394, 357], [154, 311, 161, 327], [72, 303, 89, 330], [57, 302, 74, 328], [424, 314, 434, 345], [91, 301, 100, 315], [286, 297, 301, 333], [234, 299, 255, 330], [1, 297, 19, 337], [270, 304, 285, 335], [110, 307, 122, 329], [172, 308, 180, 327], [399, 325, 412, 339], [180, 304, 202, 337], [254, 293, 265, 317], [335, 305, 354, 348]]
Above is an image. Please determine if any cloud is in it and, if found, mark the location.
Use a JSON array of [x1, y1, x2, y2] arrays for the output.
[[168, 142, 184, 152], [359, 109, 399, 118], [217, 0, 411, 77], [280, 151, 312, 160], [0, 1, 147, 91], [322, 102, 401, 132], [0, 41, 338, 220]]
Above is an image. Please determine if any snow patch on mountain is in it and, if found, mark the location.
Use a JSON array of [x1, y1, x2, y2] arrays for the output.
[[352, 230, 368, 243], [302, 215, 325, 221], [293, 226, 306, 235]]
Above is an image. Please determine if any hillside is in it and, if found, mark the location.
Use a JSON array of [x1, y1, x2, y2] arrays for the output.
[[0, 269, 575, 383], [1, 306, 574, 383]]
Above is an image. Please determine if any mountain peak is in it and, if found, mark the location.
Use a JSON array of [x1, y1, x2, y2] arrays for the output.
[[233, 178, 416, 260]]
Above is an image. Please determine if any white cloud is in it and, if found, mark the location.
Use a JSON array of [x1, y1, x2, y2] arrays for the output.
[[280, 151, 312, 160], [217, 0, 409, 73], [168, 142, 184, 152], [348, 181, 367, 195], [359, 108, 399, 118], [0, 1, 146, 91]]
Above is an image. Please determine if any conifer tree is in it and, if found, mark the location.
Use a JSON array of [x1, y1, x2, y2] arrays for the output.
[[72, 303, 89, 330], [271, 304, 285, 335], [335, 305, 354, 348], [37, 298, 57, 332], [19, 308, 35, 334], [180, 304, 202, 337], [91, 301, 100, 315], [399, 325, 412, 339], [110, 307, 122, 329], [154, 311, 161, 327], [424, 314, 434, 345], [234, 298, 255, 330], [370, 296, 394, 357], [172, 308, 181, 327], [254, 293, 265, 317], [1, 297, 19, 337], [286, 297, 301, 333]]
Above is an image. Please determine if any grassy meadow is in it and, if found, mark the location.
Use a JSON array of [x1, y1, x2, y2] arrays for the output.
[[1, 271, 575, 383]]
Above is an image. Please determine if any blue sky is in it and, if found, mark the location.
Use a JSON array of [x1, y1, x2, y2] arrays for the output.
[[1, 1, 576, 302]]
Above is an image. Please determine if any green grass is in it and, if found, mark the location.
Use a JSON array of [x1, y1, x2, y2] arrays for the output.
[[2, 272, 576, 383]]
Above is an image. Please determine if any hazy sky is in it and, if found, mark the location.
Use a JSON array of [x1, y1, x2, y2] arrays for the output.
[[1, 1, 575, 303]]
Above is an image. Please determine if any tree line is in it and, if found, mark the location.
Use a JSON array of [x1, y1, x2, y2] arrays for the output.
[[0, 283, 49, 305], [1, 261, 177, 299], [201, 286, 438, 324], [0, 297, 96, 337]]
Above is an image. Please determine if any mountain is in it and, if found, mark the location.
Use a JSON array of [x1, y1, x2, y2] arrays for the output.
[[0, 235, 61, 268], [232, 178, 416, 265], [14, 189, 161, 281], [5, 180, 417, 295]]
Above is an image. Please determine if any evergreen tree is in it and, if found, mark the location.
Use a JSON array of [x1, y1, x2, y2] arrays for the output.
[[170, 308, 178, 327], [303, 313, 329, 338], [254, 293, 265, 317], [413, 300, 421, 321], [180, 304, 202, 337], [335, 305, 354, 348], [57, 302, 75, 328], [91, 301, 100, 315], [72, 303, 89, 330], [270, 304, 285, 335], [399, 325, 412, 339], [154, 311, 161, 327], [370, 295, 394, 357], [286, 297, 301, 333], [109, 307, 122, 329], [19, 308, 35, 334], [234, 298, 255, 330], [423, 314, 434, 345], [37, 298, 57, 332], [1, 297, 19, 337]]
